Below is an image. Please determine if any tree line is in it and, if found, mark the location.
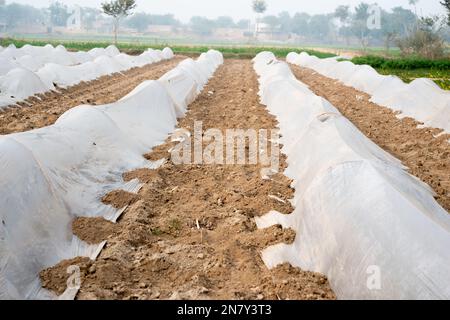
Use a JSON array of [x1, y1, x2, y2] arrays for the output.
[[1, 0, 449, 51]]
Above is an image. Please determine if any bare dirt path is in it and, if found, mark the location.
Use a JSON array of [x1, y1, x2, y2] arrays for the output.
[[40, 59, 336, 300], [290, 64, 450, 213], [0, 57, 185, 135]]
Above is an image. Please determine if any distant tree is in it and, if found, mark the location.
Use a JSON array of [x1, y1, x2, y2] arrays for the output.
[[101, 0, 136, 45], [0, 1, 5, 29], [390, 6, 417, 35], [252, 0, 267, 14], [262, 15, 279, 29], [125, 13, 179, 32], [252, 0, 267, 37], [237, 19, 251, 30], [334, 5, 350, 22], [308, 14, 332, 41], [277, 11, 292, 33], [441, 0, 450, 26], [149, 14, 179, 26], [127, 12, 151, 32], [261, 15, 279, 37], [351, 2, 371, 50], [291, 12, 310, 37], [49, 1, 69, 27], [81, 7, 101, 30], [408, 0, 420, 16], [190, 16, 215, 36], [379, 6, 417, 52], [1, 3, 45, 30], [334, 5, 350, 45], [215, 16, 235, 28]]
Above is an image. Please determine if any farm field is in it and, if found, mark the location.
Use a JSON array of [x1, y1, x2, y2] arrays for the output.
[[2, 0, 450, 305], [349, 56, 450, 90], [40, 59, 336, 300], [3, 38, 448, 89], [0, 57, 184, 134], [0, 45, 337, 300], [375, 68, 450, 90], [0, 41, 449, 301]]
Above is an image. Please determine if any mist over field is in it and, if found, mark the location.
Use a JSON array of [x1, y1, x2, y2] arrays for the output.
[[8, 0, 448, 22], [0, 0, 448, 48]]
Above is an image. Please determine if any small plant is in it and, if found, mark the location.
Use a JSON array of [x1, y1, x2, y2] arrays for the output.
[[168, 219, 182, 233], [151, 227, 164, 236]]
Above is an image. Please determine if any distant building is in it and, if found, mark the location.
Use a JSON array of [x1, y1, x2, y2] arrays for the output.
[[253, 23, 289, 41], [214, 28, 245, 40], [145, 25, 177, 36]]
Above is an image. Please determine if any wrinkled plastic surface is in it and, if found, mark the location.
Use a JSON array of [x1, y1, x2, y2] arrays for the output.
[[254, 52, 450, 300], [0, 50, 223, 300], [0, 45, 175, 109], [287, 52, 450, 134]]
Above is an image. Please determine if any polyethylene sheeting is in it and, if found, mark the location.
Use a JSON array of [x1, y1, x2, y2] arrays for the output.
[[159, 69, 199, 118], [287, 52, 450, 134], [254, 52, 450, 300], [0, 45, 175, 109], [0, 68, 54, 99], [157, 49, 221, 118], [162, 47, 174, 60], [0, 57, 18, 76], [87, 45, 120, 59], [0, 50, 223, 300]]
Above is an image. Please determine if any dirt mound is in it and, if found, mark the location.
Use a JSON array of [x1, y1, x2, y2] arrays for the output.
[[73, 217, 118, 245], [102, 191, 140, 209], [40, 257, 92, 296]]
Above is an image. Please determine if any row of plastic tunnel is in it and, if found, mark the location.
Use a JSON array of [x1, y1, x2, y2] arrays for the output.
[[0, 44, 175, 108], [0, 48, 223, 299], [253, 51, 450, 300]]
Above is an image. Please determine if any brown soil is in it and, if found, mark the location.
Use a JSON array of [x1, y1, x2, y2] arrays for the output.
[[144, 142, 176, 162], [40, 59, 336, 300], [40, 257, 92, 296], [72, 217, 118, 245], [123, 168, 164, 184], [290, 65, 450, 213], [0, 57, 185, 135], [102, 190, 140, 209]]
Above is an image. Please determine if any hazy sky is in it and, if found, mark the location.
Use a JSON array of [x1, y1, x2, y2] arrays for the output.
[[8, 0, 447, 22]]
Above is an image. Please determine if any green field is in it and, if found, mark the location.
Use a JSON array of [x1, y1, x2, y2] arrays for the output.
[[375, 69, 450, 90], [349, 55, 450, 90]]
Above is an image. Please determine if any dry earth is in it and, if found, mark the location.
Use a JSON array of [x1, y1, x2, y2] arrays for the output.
[[0, 56, 185, 134], [40, 59, 336, 300], [290, 65, 450, 213]]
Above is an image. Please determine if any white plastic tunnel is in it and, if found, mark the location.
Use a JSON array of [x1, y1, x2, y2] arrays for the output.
[[254, 52, 450, 300], [287, 51, 450, 134], [0, 50, 223, 300]]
